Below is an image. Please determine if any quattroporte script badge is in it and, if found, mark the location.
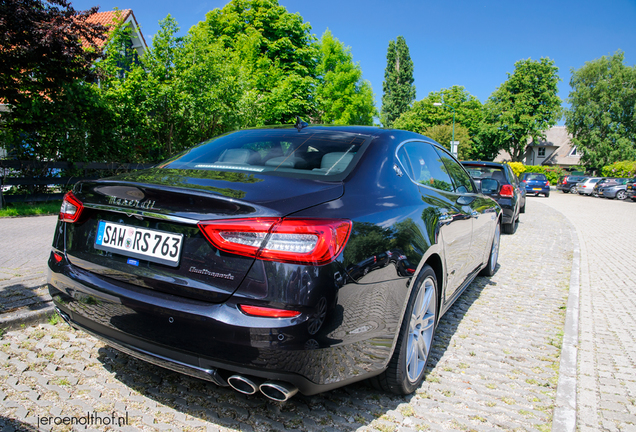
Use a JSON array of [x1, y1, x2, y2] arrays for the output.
[[189, 266, 235, 280]]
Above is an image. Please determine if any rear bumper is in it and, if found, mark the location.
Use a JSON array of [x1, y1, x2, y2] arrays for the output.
[[47, 257, 392, 395]]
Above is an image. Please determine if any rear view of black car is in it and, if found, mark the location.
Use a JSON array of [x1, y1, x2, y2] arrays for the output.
[[557, 175, 587, 193], [461, 161, 524, 234], [48, 126, 501, 400]]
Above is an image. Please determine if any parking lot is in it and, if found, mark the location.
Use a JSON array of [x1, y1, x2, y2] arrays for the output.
[[0, 191, 634, 431]]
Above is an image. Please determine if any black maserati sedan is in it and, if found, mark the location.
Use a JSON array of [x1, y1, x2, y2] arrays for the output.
[[47, 125, 502, 401]]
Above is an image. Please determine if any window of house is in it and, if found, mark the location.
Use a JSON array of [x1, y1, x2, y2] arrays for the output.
[[569, 146, 578, 156], [538, 147, 546, 157]]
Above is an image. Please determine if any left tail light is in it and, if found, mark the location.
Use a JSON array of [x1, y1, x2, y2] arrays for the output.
[[499, 184, 514, 197], [60, 191, 84, 223], [198, 218, 352, 265]]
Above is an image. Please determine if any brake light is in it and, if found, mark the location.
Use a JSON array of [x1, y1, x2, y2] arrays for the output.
[[499, 184, 514, 197], [238, 304, 300, 318], [60, 191, 84, 223], [198, 218, 352, 265], [546, 181, 550, 186]]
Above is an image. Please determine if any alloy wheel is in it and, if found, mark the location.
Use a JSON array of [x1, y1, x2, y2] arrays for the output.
[[406, 276, 437, 383]]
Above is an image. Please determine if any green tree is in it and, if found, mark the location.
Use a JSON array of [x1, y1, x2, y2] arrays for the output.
[[422, 125, 472, 159], [0, 0, 106, 107], [314, 30, 377, 125], [565, 51, 636, 172], [381, 36, 415, 127], [480, 57, 562, 161], [195, 0, 318, 125], [393, 86, 482, 157]]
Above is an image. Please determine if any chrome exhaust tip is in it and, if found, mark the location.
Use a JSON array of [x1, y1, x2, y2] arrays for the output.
[[227, 375, 262, 395], [259, 381, 298, 402], [54, 307, 72, 327]]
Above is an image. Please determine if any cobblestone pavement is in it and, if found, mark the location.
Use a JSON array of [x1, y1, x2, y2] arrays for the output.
[[0, 216, 58, 320], [542, 192, 636, 432], [0, 202, 574, 432]]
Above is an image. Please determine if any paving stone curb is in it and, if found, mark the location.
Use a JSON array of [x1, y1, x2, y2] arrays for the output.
[[0, 302, 55, 331], [552, 211, 581, 432]]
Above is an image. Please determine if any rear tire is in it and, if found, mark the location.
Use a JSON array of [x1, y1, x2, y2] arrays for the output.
[[545, 192, 550, 198], [370, 265, 437, 395], [520, 203, 526, 214], [480, 222, 500, 276], [502, 221, 516, 234]]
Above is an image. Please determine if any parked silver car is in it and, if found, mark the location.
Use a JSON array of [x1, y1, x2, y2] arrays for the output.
[[576, 177, 602, 195]]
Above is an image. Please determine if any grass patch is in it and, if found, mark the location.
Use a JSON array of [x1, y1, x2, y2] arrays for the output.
[[48, 313, 61, 326], [0, 201, 61, 218]]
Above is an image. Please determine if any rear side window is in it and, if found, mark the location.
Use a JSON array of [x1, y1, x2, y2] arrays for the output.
[[397, 142, 454, 192], [434, 147, 475, 193], [162, 129, 369, 179]]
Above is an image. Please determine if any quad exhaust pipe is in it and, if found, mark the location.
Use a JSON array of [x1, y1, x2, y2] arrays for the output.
[[259, 381, 298, 402], [227, 375, 262, 395], [227, 374, 298, 401]]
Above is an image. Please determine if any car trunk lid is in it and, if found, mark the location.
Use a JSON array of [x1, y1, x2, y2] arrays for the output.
[[64, 169, 343, 303]]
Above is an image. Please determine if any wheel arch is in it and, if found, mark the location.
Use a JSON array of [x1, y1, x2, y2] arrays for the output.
[[424, 253, 444, 321]]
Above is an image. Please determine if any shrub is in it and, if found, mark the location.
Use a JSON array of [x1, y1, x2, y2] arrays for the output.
[[601, 161, 636, 178], [506, 162, 526, 178]]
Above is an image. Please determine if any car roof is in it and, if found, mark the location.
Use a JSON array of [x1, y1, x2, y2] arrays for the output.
[[461, 161, 506, 167]]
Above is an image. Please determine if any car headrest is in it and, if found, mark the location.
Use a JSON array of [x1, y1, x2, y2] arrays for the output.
[[321, 152, 354, 173], [218, 149, 259, 164]]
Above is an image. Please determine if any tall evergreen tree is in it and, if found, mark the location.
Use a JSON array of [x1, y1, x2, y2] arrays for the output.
[[381, 36, 415, 127]]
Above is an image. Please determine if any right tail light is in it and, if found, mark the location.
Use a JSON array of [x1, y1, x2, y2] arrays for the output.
[[499, 184, 514, 197]]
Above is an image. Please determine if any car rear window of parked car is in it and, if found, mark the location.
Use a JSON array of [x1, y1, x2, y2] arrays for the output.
[[464, 166, 509, 185], [524, 174, 547, 181], [161, 129, 370, 179]]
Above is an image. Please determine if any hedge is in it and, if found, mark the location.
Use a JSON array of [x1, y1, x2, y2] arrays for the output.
[[504, 163, 566, 185], [601, 161, 636, 178]]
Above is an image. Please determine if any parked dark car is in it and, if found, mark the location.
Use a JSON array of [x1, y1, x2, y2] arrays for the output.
[[598, 178, 630, 200], [626, 178, 636, 201], [557, 175, 587, 193], [592, 178, 622, 197], [461, 161, 524, 234], [519, 173, 550, 197], [47, 126, 502, 400]]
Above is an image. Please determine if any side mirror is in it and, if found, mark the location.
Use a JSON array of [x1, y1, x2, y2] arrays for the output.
[[478, 178, 500, 195]]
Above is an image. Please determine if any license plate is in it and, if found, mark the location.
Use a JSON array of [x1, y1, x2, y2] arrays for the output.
[[532, 188, 541, 191], [95, 221, 183, 267]]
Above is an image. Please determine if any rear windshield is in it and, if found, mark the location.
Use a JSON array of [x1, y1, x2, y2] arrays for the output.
[[463, 166, 509, 184], [569, 176, 586, 182], [524, 174, 547, 181], [161, 129, 370, 179]]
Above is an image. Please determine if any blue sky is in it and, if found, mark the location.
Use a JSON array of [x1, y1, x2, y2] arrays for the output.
[[72, 0, 636, 112]]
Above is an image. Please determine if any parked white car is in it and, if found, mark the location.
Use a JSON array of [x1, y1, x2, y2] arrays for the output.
[[577, 177, 602, 195]]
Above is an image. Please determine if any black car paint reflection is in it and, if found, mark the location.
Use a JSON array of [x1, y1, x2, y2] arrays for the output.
[[48, 126, 501, 397]]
